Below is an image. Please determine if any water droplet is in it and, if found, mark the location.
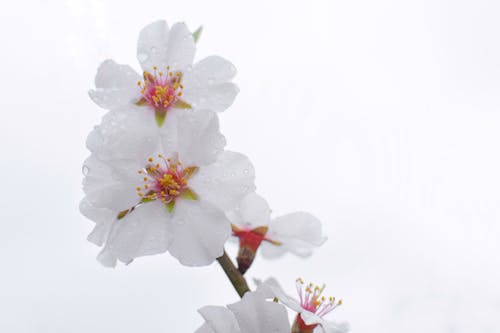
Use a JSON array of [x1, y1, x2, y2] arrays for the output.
[[176, 218, 186, 225], [82, 165, 90, 175], [207, 77, 215, 85], [243, 169, 249, 174], [150, 46, 157, 53], [138, 52, 149, 63]]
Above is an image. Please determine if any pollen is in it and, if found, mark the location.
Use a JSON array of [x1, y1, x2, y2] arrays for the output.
[[137, 66, 185, 112], [134, 155, 200, 209]]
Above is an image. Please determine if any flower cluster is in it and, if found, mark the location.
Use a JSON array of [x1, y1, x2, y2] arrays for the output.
[[81, 19, 347, 332]]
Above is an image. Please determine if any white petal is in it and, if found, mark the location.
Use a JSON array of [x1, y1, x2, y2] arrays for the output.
[[187, 56, 237, 84], [257, 278, 304, 314], [97, 201, 174, 267], [301, 311, 324, 326], [318, 320, 350, 333], [231, 192, 271, 229], [164, 22, 196, 71], [194, 324, 215, 333], [183, 56, 238, 112], [198, 306, 240, 333], [259, 242, 287, 259], [89, 59, 141, 109], [80, 198, 114, 246], [137, 20, 170, 72], [184, 82, 239, 112], [264, 212, 326, 258], [175, 108, 226, 166], [190, 151, 255, 212], [228, 292, 290, 333], [87, 107, 173, 165], [82, 155, 138, 212], [167, 200, 230, 266]]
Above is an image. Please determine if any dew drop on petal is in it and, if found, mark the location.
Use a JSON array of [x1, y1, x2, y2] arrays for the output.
[[150, 46, 157, 54], [138, 52, 149, 63], [176, 218, 186, 225], [82, 165, 90, 176], [207, 77, 215, 85], [243, 169, 249, 174]]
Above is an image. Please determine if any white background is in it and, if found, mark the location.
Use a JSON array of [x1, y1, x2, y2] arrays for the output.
[[1, 0, 499, 332]]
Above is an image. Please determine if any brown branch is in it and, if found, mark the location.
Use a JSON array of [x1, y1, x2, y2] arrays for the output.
[[216, 249, 250, 298]]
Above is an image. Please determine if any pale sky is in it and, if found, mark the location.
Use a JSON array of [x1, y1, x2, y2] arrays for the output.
[[1, 0, 499, 332]]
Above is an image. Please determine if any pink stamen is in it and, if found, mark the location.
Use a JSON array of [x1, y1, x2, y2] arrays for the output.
[[295, 279, 342, 318], [138, 67, 183, 111]]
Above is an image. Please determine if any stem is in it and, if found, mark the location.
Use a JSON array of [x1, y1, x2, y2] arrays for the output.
[[216, 249, 250, 298]]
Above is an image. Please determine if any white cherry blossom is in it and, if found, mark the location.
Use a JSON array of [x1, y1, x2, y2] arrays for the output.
[[195, 291, 291, 333], [256, 278, 349, 333], [80, 108, 255, 267], [89, 20, 239, 127], [228, 192, 326, 273]]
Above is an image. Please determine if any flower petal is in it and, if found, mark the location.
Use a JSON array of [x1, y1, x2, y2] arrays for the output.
[[256, 278, 304, 314], [174, 108, 226, 166], [183, 56, 238, 112], [164, 22, 196, 71], [167, 199, 230, 266], [184, 83, 239, 112], [197, 306, 240, 333], [185, 55, 237, 86], [190, 151, 255, 211], [318, 320, 350, 333], [89, 59, 142, 110], [137, 20, 170, 72], [86, 107, 178, 165], [227, 292, 291, 333], [97, 201, 174, 267], [194, 324, 214, 333], [230, 192, 271, 229], [82, 155, 138, 212], [262, 212, 326, 258], [80, 198, 115, 246], [301, 311, 324, 326]]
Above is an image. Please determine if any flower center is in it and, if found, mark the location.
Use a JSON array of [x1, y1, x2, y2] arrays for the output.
[[136, 67, 191, 127], [105, 154, 200, 219], [137, 66, 184, 112], [136, 154, 198, 206], [295, 278, 342, 317]]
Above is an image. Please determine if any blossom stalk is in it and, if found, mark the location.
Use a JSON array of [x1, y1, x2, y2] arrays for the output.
[[216, 250, 250, 298]]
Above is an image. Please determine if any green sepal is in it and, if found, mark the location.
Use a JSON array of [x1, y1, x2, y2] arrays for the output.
[[135, 98, 148, 106], [117, 209, 130, 220], [173, 99, 192, 109], [155, 110, 167, 127], [181, 188, 198, 201], [193, 26, 203, 43], [141, 197, 155, 203], [165, 201, 175, 213]]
